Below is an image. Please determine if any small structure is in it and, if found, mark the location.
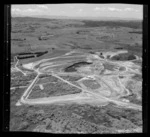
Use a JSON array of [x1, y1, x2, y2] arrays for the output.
[[39, 84, 44, 90], [38, 36, 49, 40]]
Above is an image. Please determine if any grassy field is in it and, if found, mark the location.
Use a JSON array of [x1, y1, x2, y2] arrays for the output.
[[11, 17, 142, 62]]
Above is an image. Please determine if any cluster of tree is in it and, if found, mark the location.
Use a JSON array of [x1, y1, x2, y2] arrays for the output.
[[110, 53, 136, 61], [82, 20, 142, 29], [76, 30, 90, 35], [10, 99, 142, 132], [129, 31, 142, 34], [64, 61, 92, 72], [12, 38, 26, 41], [17, 51, 48, 59], [36, 51, 48, 57], [17, 55, 35, 59]]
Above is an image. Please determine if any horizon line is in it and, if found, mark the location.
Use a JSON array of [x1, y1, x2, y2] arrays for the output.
[[11, 14, 143, 21]]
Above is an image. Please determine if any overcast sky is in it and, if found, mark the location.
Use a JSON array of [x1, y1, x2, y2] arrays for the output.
[[11, 4, 143, 19]]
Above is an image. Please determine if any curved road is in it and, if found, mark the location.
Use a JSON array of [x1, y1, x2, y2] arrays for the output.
[[14, 51, 142, 111]]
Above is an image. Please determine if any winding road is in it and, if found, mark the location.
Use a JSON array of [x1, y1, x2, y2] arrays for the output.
[[12, 50, 142, 111]]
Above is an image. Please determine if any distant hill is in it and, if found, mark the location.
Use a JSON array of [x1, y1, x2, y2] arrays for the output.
[[12, 16, 142, 29], [12, 14, 142, 21]]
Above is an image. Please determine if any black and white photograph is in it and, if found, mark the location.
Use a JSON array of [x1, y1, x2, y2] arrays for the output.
[[10, 4, 143, 133]]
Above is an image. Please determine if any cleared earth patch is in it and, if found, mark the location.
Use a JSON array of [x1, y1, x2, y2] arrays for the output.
[[82, 79, 101, 90]]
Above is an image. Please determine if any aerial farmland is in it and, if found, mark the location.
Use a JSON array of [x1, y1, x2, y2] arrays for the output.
[[10, 4, 143, 133]]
